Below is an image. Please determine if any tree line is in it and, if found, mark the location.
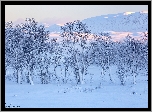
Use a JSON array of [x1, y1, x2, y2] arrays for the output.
[[5, 18, 148, 85]]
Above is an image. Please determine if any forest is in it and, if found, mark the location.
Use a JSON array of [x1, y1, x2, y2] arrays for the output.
[[5, 18, 148, 86]]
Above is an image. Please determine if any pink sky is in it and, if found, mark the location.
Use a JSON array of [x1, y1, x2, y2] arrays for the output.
[[48, 31, 147, 42], [5, 5, 148, 25]]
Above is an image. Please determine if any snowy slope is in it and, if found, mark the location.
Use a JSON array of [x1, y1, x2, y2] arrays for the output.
[[5, 65, 148, 108], [82, 12, 148, 33], [5, 83, 148, 108], [45, 11, 148, 34], [45, 24, 61, 33], [44, 11, 148, 41]]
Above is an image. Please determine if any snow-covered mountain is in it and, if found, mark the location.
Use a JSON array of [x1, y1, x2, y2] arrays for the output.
[[82, 11, 148, 33], [45, 11, 148, 33], [45, 24, 61, 32], [44, 11, 148, 42]]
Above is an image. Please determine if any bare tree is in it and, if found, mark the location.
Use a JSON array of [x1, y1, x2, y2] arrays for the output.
[[60, 20, 91, 84]]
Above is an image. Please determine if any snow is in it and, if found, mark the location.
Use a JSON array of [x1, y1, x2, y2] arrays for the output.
[[82, 12, 148, 33], [5, 65, 148, 108], [5, 11, 148, 108], [5, 82, 148, 108], [44, 11, 148, 42]]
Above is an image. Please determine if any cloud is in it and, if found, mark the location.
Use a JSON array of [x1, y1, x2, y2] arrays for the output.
[[40, 17, 72, 26], [46, 31, 144, 43], [123, 12, 135, 15], [12, 18, 25, 25], [108, 31, 143, 42], [43, 23, 50, 28], [56, 24, 64, 26], [113, 15, 119, 17], [49, 32, 60, 37], [46, 32, 62, 42], [140, 10, 148, 13]]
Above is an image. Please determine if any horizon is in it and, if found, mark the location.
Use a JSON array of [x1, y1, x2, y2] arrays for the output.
[[5, 5, 148, 25], [5, 5, 148, 42]]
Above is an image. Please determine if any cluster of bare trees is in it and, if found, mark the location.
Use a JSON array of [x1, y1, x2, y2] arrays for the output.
[[5, 18, 50, 85], [5, 19, 148, 85]]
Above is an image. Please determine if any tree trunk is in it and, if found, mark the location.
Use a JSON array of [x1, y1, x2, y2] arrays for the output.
[[64, 65, 68, 84], [77, 68, 81, 85], [79, 68, 83, 84], [28, 67, 34, 85], [132, 55, 136, 85], [29, 73, 34, 85], [54, 65, 56, 76], [53, 65, 59, 82], [108, 56, 113, 82], [17, 69, 21, 84], [101, 67, 105, 81], [81, 50, 85, 84], [75, 51, 83, 85], [133, 71, 136, 85]]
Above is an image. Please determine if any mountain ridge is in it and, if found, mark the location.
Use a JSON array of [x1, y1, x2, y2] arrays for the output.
[[45, 11, 148, 34]]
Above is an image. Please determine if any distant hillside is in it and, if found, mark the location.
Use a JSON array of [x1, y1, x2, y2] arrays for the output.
[[45, 11, 148, 33], [45, 24, 61, 33], [82, 12, 148, 33], [44, 11, 148, 41]]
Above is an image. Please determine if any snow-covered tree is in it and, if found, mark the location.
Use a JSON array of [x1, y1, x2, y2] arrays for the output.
[[5, 22, 13, 70], [59, 39, 74, 83], [60, 20, 91, 84], [116, 35, 148, 85], [91, 32, 114, 83], [139, 36, 148, 74], [5, 18, 49, 85], [21, 18, 49, 85], [5, 22, 25, 84], [116, 41, 128, 85]]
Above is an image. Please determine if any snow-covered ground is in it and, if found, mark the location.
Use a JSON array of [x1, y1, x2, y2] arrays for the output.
[[5, 65, 148, 108], [5, 9, 148, 109]]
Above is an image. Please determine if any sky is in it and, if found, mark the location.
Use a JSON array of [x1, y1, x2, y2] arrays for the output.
[[5, 5, 148, 25]]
